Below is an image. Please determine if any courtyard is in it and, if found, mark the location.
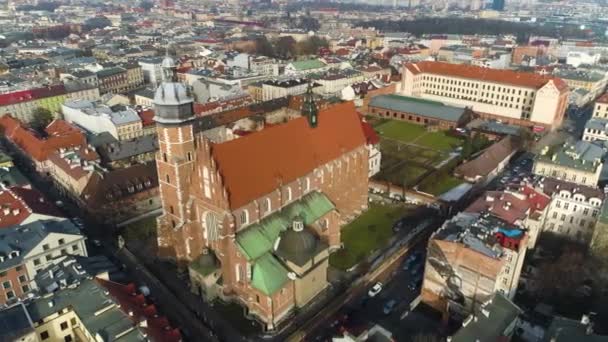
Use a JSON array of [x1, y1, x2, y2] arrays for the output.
[[372, 119, 464, 191], [329, 203, 412, 271]]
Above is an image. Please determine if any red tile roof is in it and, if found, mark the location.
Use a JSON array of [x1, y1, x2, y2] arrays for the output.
[[361, 121, 380, 145], [465, 187, 550, 225], [0, 186, 63, 228], [0, 85, 66, 107], [404, 61, 568, 91], [466, 191, 530, 224], [596, 92, 608, 104], [212, 101, 367, 209], [137, 109, 156, 127], [96, 279, 182, 342], [0, 116, 86, 162]]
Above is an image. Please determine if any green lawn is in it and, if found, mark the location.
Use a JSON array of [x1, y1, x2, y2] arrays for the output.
[[375, 120, 427, 143], [376, 120, 463, 153], [330, 203, 409, 271], [419, 175, 463, 196], [123, 216, 158, 242], [377, 163, 428, 187], [416, 131, 463, 152]]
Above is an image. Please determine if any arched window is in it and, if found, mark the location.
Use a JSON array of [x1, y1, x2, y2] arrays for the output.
[[240, 210, 249, 225], [162, 153, 167, 162], [205, 212, 219, 241], [165, 174, 170, 184]]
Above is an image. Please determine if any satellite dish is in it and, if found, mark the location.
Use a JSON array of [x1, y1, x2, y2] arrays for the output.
[[287, 272, 297, 280]]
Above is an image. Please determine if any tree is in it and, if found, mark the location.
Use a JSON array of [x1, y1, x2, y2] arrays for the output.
[[471, 132, 489, 153], [31, 107, 53, 132], [296, 36, 329, 56], [298, 17, 320, 32], [84, 16, 112, 31], [462, 135, 473, 159], [273, 36, 296, 59], [139, 0, 154, 11], [255, 36, 275, 57]]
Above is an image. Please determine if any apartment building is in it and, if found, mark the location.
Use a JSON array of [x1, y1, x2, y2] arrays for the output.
[[0, 187, 65, 229], [96, 67, 129, 94], [0, 257, 182, 342], [139, 57, 164, 86], [583, 94, 608, 141], [0, 220, 87, 306], [422, 212, 528, 319], [227, 53, 280, 76], [62, 100, 143, 140], [401, 61, 569, 130], [533, 141, 604, 188], [0, 85, 67, 123], [537, 178, 604, 243], [313, 69, 365, 95], [553, 68, 608, 103], [260, 79, 321, 101], [465, 187, 550, 249]]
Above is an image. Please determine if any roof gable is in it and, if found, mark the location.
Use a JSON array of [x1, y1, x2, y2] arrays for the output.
[[212, 101, 366, 209]]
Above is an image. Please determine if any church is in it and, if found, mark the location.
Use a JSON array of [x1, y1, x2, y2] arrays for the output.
[[153, 56, 370, 330]]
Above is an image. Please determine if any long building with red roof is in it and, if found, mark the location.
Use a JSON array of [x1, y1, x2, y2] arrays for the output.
[[401, 61, 569, 130], [0, 116, 87, 168]]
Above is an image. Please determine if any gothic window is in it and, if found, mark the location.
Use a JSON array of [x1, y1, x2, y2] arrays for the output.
[[203, 167, 211, 198], [205, 212, 219, 241]]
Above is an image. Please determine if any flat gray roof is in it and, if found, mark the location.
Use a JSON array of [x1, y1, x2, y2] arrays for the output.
[[369, 94, 466, 122]]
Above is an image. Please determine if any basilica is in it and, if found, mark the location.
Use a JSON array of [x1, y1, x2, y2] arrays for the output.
[[153, 55, 370, 329]]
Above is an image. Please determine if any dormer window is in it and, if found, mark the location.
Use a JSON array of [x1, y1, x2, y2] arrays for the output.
[[9, 251, 19, 259]]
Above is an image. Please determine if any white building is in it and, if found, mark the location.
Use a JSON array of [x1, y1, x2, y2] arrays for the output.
[[401, 61, 570, 130], [138, 57, 164, 86], [0, 220, 87, 294], [533, 141, 604, 188], [226, 53, 280, 76], [314, 70, 365, 95], [261, 79, 319, 101], [539, 178, 604, 243], [566, 51, 601, 68], [583, 94, 608, 141], [62, 100, 143, 141]]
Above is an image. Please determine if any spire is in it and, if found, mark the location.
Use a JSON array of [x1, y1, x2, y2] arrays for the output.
[[302, 81, 318, 128], [161, 45, 177, 83]]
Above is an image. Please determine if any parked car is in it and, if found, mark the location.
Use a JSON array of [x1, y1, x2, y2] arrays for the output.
[[368, 282, 383, 297], [383, 299, 397, 315]]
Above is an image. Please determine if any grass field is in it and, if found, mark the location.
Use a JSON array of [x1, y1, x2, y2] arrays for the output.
[[375, 120, 427, 143], [329, 203, 410, 271], [418, 175, 463, 196], [416, 131, 463, 152], [122, 216, 158, 242], [375, 120, 463, 153]]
